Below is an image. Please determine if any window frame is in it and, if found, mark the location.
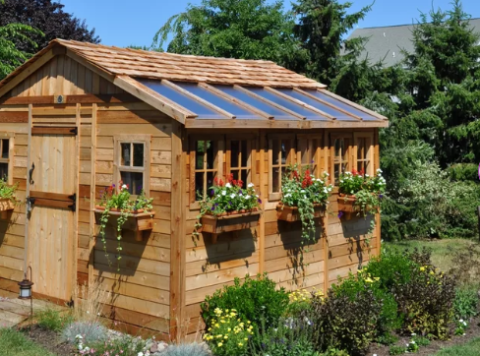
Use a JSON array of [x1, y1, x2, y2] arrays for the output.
[[0, 132, 14, 185], [268, 134, 295, 201], [189, 134, 224, 209], [113, 134, 151, 196], [297, 134, 323, 178], [226, 135, 255, 186], [330, 132, 353, 185], [354, 132, 374, 176]]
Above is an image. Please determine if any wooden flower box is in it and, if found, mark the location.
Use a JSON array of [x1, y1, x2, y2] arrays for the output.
[[201, 210, 261, 243], [94, 208, 155, 241], [0, 198, 14, 219], [276, 203, 325, 222], [337, 194, 378, 218]]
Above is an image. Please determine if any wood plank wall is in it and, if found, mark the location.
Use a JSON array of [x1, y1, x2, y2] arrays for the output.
[[182, 129, 380, 339]]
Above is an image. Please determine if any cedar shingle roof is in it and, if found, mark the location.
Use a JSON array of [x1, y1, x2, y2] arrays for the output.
[[57, 40, 325, 89]]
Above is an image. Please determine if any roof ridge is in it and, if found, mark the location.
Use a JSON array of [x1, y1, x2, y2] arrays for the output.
[[353, 16, 480, 31]]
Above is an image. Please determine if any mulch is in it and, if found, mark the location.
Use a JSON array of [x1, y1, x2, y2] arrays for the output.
[[369, 316, 480, 356], [20, 325, 76, 356]]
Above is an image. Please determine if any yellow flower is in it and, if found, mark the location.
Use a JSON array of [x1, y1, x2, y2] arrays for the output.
[[247, 320, 251, 324], [238, 342, 244, 347], [214, 308, 222, 315], [365, 277, 374, 283], [208, 327, 212, 331], [430, 271, 435, 276], [228, 328, 232, 332], [224, 335, 228, 339], [217, 342, 223, 347], [420, 266, 426, 272], [203, 334, 209, 340], [216, 334, 223, 339], [244, 337, 248, 341], [215, 323, 220, 328]]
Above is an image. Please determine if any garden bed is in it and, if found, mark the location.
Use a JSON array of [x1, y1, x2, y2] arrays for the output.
[[21, 325, 75, 356]]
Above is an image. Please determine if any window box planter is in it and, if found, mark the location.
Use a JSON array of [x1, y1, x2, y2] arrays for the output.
[[94, 207, 155, 241], [337, 194, 379, 217], [0, 198, 14, 219], [201, 209, 261, 243], [276, 202, 325, 222]]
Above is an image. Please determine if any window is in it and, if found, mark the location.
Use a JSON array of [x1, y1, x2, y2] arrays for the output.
[[227, 139, 252, 184], [354, 133, 374, 175], [332, 135, 351, 184], [298, 136, 321, 177], [114, 135, 150, 195], [269, 136, 294, 200], [0, 134, 13, 183], [191, 138, 222, 202]]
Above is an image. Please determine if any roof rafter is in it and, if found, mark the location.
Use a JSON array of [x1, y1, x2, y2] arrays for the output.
[[293, 88, 362, 121], [265, 87, 335, 121], [198, 83, 273, 120], [162, 80, 235, 119], [233, 85, 305, 120]]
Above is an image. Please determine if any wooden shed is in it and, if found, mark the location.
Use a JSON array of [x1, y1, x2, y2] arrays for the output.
[[0, 40, 388, 339]]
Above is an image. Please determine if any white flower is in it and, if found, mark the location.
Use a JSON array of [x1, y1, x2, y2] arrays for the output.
[[301, 190, 305, 193], [285, 193, 291, 198], [75, 335, 83, 339], [350, 190, 354, 194], [138, 353, 144, 356], [245, 195, 251, 199], [365, 174, 369, 177], [377, 168, 383, 173], [325, 172, 330, 176], [411, 333, 416, 336], [222, 190, 227, 196], [230, 194, 236, 199], [459, 319, 464, 323], [225, 183, 232, 188], [122, 184, 127, 189], [411, 340, 415, 344], [340, 180, 344, 183], [248, 183, 254, 188]]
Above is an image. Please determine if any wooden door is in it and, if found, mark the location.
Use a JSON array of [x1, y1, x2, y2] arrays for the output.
[[27, 127, 77, 301]]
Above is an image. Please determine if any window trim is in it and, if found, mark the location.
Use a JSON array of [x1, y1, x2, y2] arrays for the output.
[[113, 134, 151, 196], [0, 132, 14, 185], [268, 134, 295, 201], [189, 134, 224, 209], [354, 132, 374, 176], [330, 133, 353, 185]]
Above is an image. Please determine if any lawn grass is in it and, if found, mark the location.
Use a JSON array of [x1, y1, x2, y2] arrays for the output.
[[0, 328, 54, 356], [433, 337, 480, 355], [383, 238, 480, 272]]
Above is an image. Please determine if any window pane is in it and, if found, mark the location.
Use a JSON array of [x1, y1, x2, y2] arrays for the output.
[[334, 139, 342, 158], [121, 143, 131, 166], [272, 167, 280, 193], [0, 163, 8, 180], [231, 141, 240, 168], [120, 171, 143, 195], [206, 140, 215, 169], [343, 140, 349, 162], [241, 170, 248, 185], [195, 172, 204, 201], [272, 139, 280, 165], [195, 141, 205, 170], [281, 140, 290, 164], [241, 140, 248, 167], [357, 138, 365, 160], [357, 162, 364, 172], [206, 171, 216, 196], [133, 144, 144, 167], [1, 140, 8, 159], [230, 169, 240, 181], [334, 163, 340, 183]]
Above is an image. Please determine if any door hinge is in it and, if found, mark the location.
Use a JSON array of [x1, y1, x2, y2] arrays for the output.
[[70, 127, 78, 136], [27, 197, 36, 205], [68, 193, 76, 212]]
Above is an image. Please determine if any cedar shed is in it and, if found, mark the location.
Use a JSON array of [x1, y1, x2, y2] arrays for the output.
[[0, 40, 388, 340]]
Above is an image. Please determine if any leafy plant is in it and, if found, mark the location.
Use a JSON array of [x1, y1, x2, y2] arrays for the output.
[[454, 318, 468, 336], [453, 286, 479, 320], [0, 177, 17, 202], [201, 274, 289, 336], [203, 308, 253, 356], [389, 345, 407, 355], [412, 334, 431, 347], [280, 165, 332, 241], [162, 343, 211, 356], [35, 307, 74, 332], [285, 288, 324, 318], [61, 320, 107, 345], [80, 333, 147, 356], [98, 181, 153, 269]]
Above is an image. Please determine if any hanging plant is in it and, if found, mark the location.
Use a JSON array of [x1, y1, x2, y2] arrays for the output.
[[337, 168, 386, 218], [0, 177, 18, 213], [96, 181, 154, 270], [278, 165, 333, 243]]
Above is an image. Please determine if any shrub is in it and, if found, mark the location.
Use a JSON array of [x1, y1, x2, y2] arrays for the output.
[[162, 343, 210, 356], [201, 274, 289, 332], [85, 333, 147, 356], [310, 274, 383, 356], [453, 286, 479, 320], [393, 263, 456, 339], [413, 334, 431, 347], [35, 307, 74, 332], [250, 317, 318, 356], [62, 320, 107, 345], [284, 288, 322, 318], [203, 307, 253, 356], [447, 163, 478, 182]]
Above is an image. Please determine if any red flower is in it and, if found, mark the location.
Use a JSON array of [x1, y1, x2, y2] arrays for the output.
[[352, 169, 358, 176], [214, 177, 225, 187], [238, 180, 244, 188]]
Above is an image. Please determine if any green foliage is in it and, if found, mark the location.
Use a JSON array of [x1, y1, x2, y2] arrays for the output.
[[0, 22, 42, 79], [201, 274, 289, 333], [413, 335, 431, 347], [61, 320, 107, 345], [389, 345, 407, 355], [280, 166, 332, 241], [35, 307, 74, 333], [447, 163, 478, 182], [0, 177, 17, 202], [153, 0, 305, 69], [250, 318, 319, 356], [0, 328, 54, 356], [453, 287, 479, 320], [454, 318, 469, 336], [162, 343, 211, 356], [85, 334, 147, 356]]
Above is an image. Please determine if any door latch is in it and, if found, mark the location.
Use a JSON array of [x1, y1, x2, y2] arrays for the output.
[[28, 163, 35, 185], [68, 193, 76, 212]]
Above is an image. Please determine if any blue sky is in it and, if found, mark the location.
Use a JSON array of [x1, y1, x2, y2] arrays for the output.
[[58, 0, 480, 49]]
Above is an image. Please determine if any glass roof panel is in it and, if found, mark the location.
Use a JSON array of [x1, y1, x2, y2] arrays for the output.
[[245, 88, 329, 121], [277, 89, 356, 121], [138, 79, 224, 119], [215, 86, 294, 120], [174, 82, 257, 118], [309, 90, 379, 121]]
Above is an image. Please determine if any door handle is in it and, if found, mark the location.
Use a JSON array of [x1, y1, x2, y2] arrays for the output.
[[29, 163, 35, 185]]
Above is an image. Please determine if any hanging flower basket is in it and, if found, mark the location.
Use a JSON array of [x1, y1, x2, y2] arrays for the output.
[[94, 207, 155, 241], [276, 202, 325, 222], [201, 209, 261, 235]]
